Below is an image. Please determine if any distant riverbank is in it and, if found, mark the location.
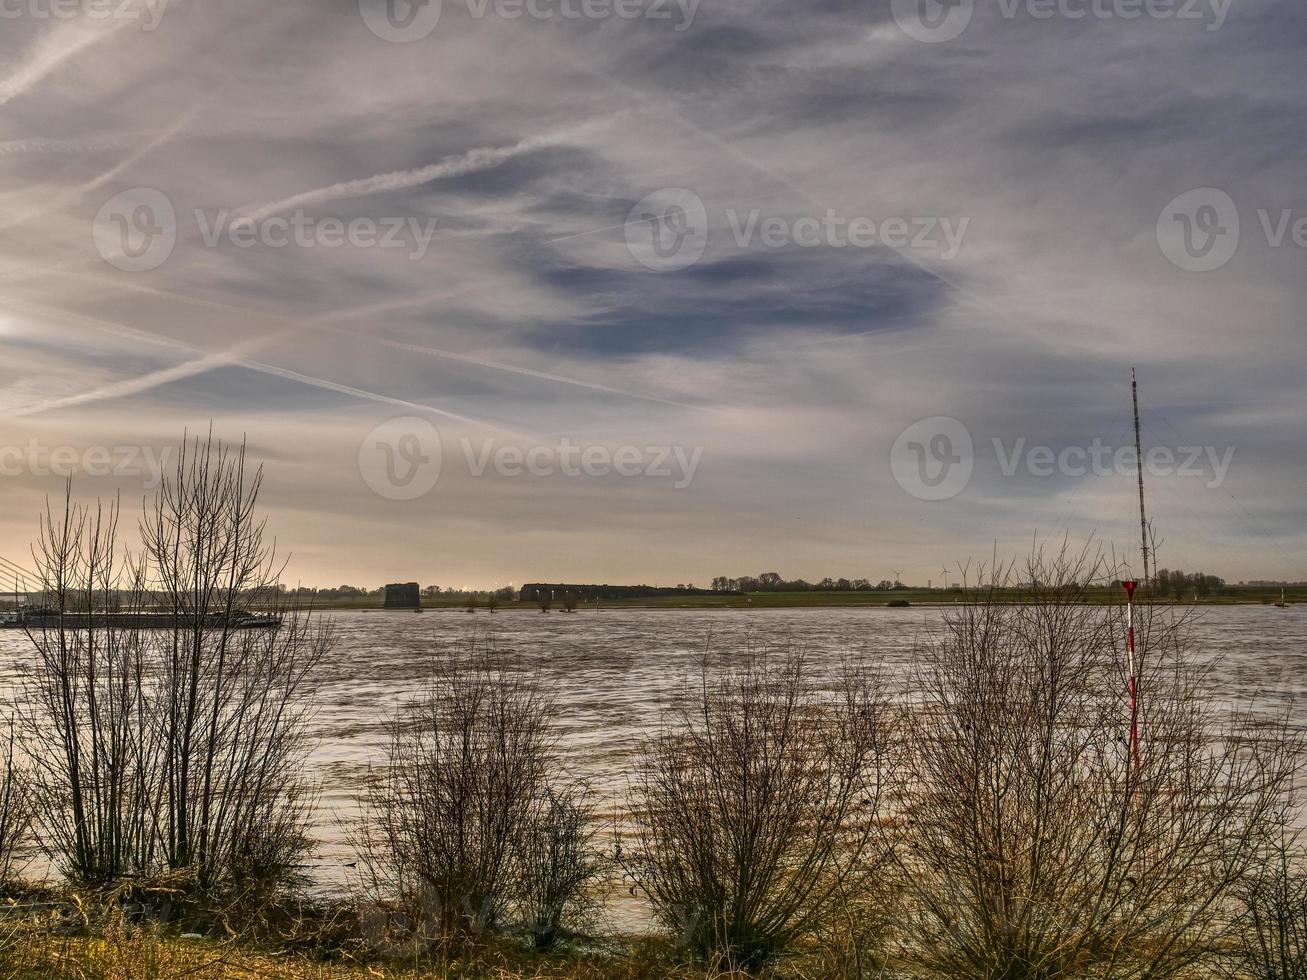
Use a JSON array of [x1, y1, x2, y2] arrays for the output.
[[301, 586, 1304, 611]]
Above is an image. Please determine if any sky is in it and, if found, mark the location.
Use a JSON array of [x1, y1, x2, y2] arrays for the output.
[[0, 0, 1303, 590]]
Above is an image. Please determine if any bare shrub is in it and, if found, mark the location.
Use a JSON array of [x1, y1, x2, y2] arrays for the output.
[[356, 646, 561, 944], [0, 720, 33, 885], [1224, 832, 1307, 980], [894, 544, 1301, 979], [625, 648, 892, 972], [20, 434, 330, 897], [516, 784, 607, 951], [21, 493, 157, 883]]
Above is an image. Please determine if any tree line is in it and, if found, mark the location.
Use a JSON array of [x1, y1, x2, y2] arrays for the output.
[[1154, 567, 1228, 597], [710, 572, 903, 592]]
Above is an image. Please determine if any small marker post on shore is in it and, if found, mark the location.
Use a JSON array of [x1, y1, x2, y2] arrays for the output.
[[1123, 578, 1141, 774]]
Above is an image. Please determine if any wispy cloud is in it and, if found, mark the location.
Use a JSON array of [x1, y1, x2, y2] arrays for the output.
[[235, 117, 618, 225], [0, 17, 134, 108]]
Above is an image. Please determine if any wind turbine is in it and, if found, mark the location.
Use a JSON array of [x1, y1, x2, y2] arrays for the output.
[[891, 569, 904, 590], [941, 566, 950, 591]]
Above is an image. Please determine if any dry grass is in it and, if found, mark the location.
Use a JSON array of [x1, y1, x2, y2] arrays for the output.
[[0, 927, 774, 979]]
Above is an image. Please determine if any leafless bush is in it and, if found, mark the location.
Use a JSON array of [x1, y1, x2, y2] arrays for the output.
[[0, 721, 33, 885], [20, 434, 330, 897], [355, 645, 561, 945], [894, 543, 1302, 980], [625, 648, 892, 972], [1224, 832, 1307, 980], [515, 784, 607, 951], [21, 492, 156, 883]]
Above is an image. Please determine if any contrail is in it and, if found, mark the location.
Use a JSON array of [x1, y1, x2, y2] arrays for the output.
[[15, 269, 696, 411], [0, 17, 135, 108], [0, 91, 217, 234], [233, 117, 615, 225], [361, 333, 698, 410], [5, 335, 278, 418], [0, 296, 523, 435], [0, 133, 147, 157]]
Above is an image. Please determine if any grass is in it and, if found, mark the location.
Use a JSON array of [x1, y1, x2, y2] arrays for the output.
[[0, 928, 795, 979]]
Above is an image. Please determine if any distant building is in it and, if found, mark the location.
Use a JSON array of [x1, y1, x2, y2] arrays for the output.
[[384, 582, 421, 608]]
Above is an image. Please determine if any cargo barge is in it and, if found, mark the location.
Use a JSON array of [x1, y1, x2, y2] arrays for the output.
[[0, 609, 282, 630]]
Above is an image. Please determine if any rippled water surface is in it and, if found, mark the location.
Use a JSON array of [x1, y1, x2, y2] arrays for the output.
[[3, 605, 1304, 929]]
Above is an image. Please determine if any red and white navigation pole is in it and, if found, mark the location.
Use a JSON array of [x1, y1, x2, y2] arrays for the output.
[[1122, 578, 1141, 774], [1123, 369, 1148, 777]]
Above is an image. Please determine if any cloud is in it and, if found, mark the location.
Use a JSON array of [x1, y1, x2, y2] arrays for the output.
[[0, 0, 1304, 585]]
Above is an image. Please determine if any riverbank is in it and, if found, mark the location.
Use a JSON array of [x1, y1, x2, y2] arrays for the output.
[[302, 586, 1305, 611]]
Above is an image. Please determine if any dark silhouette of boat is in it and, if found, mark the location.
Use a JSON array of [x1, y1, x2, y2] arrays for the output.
[[0, 608, 281, 630]]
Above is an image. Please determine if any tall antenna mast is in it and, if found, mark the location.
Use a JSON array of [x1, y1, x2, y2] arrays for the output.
[[1132, 368, 1150, 586]]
